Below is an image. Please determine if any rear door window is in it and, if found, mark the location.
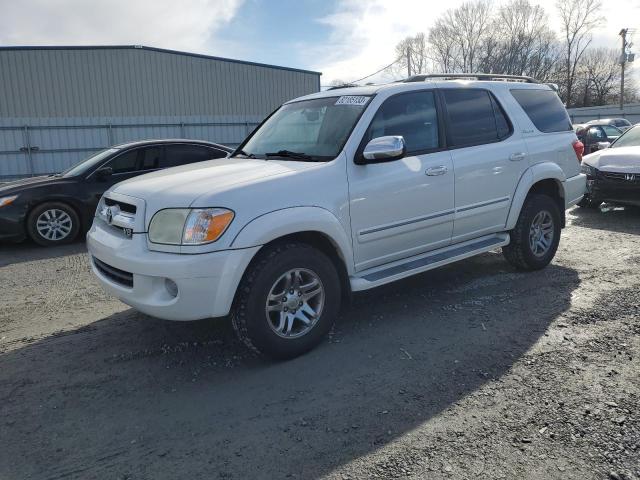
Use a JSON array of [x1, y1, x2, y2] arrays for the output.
[[587, 127, 606, 141], [162, 145, 225, 168], [443, 89, 511, 147], [601, 125, 621, 137], [510, 89, 572, 133], [140, 146, 163, 171]]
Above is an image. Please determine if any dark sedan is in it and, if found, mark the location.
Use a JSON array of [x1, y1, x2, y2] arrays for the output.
[[0, 139, 232, 246], [575, 124, 623, 155]]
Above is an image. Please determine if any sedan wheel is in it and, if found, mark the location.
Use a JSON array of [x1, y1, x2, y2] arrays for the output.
[[27, 202, 81, 246], [36, 208, 73, 241]]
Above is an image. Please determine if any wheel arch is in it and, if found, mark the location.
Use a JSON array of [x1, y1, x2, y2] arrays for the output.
[[506, 163, 567, 230], [230, 207, 354, 300]]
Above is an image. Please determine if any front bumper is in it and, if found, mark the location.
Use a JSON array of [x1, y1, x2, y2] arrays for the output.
[[0, 203, 28, 242], [87, 222, 260, 321], [586, 171, 640, 207]]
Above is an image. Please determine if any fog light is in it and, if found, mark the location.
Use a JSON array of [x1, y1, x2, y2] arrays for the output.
[[164, 278, 178, 298]]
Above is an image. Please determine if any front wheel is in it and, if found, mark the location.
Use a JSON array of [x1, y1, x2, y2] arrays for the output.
[[26, 202, 80, 246], [502, 194, 561, 271], [231, 242, 341, 360]]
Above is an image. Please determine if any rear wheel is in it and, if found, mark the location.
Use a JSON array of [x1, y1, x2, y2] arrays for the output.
[[231, 242, 341, 360], [502, 194, 561, 271], [27, 202, 80, 246]]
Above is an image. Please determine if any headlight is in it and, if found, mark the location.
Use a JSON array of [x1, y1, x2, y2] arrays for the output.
[[581, 164, 597, 176], [0, 195, 18, 208], [148, 208, 234, 245]]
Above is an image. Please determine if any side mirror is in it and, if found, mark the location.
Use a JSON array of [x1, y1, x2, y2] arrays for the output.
[[597, 141, 611, 150], [357, 136, 406, 165], [95, 166, 113, 181]]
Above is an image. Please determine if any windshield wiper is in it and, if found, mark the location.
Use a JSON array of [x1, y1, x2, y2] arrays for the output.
[[264, 150, 315, 161]]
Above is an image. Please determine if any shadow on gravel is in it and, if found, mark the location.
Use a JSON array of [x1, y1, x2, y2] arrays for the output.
[[0, 239, 86, 267], [569, 205, 640, 236], [0, 253, 580, 479]]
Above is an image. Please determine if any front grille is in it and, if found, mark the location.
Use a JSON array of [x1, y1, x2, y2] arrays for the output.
[[104, 197, 137, 214], [601, 171, 640, 183], [93, 257, 133, 288]]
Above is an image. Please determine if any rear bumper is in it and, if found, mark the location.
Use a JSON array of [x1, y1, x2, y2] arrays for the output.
[[564, 173, 587, 208], [87, 222, 260, 320]]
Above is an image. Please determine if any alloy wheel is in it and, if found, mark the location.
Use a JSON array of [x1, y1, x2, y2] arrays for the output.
[[36, 208, 73, 241], [528, 210, 554, 257], [265, 268, 325, 338]]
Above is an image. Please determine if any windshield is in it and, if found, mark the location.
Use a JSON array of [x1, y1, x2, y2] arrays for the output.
[[611, 125, 640, 148], [61, 148, 119, 177], [236, 96, 371, 161]]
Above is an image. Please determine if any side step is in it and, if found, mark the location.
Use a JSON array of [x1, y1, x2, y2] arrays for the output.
[[350, 233, 510, 291]]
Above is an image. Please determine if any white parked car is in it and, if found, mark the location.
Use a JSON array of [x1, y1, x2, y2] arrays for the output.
[[585, 118, 633, 132], [579, 124, 640, 208], [88, 74, 586, 359]]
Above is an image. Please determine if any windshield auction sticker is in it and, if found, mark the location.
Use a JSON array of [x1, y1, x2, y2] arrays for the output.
[[335, 96, 369, 106]]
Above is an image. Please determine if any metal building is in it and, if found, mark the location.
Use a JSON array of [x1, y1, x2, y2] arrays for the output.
[[0, 45, 321, 179], [567, 103, 640, 125]]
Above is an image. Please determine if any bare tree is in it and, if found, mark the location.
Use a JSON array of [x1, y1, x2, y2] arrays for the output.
[[428, 0, 493, 73], [581, 47, 621, 105], [388, 0, 612, 106], [480, 0, 559, 79], [556, 0, 604, 106], [391, 33, 429, 77], [428, 19, 459, 72]]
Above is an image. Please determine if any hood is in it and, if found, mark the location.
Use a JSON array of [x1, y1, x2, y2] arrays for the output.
[[583, 146, 640, 173], [0, 174, 65, 195], [111, 157, 318, 207]]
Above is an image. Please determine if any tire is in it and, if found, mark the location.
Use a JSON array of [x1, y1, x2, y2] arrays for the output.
[[502, 194, 561, 271], [27, 202, 81, 246], [577, 195, 601, 209], [231, 242, 341, 360]]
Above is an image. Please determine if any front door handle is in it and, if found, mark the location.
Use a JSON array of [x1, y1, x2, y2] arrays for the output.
[[425, 165, 448, 176], [509, 152, 527, 161]]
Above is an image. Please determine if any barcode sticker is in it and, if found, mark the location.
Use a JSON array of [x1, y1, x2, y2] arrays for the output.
[[335, 96, 369, 106]]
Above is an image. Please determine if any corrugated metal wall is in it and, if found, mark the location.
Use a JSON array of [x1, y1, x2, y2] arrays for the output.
[[0, 46, 321, 179], [567, 103, 640, 124]]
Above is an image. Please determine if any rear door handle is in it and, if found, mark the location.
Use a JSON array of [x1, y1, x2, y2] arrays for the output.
[[509, 152, 527, 161], [425, 165, 448, 176]]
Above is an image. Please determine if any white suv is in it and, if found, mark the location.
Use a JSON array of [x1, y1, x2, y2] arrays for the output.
[[87, 74, 586, 359]]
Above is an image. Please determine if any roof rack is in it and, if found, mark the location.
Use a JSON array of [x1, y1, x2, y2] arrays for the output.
[[327, 84, 357, 90], [403, 73, 538, 84]]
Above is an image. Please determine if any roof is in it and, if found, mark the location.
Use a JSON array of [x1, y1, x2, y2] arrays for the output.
[[113, 138, 233, 151], [293, 78, 551, 103], [586, 118, 629, 123], [0, 45, 322, 76]]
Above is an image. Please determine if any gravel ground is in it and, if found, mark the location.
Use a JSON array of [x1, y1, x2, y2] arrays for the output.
[[0, 206, 638, 480]]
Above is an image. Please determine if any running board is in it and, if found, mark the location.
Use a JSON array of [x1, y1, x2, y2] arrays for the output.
[[350, 233, 510, 291]]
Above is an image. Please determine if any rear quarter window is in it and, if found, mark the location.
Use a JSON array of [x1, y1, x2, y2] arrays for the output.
[[510, 89, 572, 133]]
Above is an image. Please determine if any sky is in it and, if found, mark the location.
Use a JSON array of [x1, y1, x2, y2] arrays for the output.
[[1, 0, 639, 85]]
